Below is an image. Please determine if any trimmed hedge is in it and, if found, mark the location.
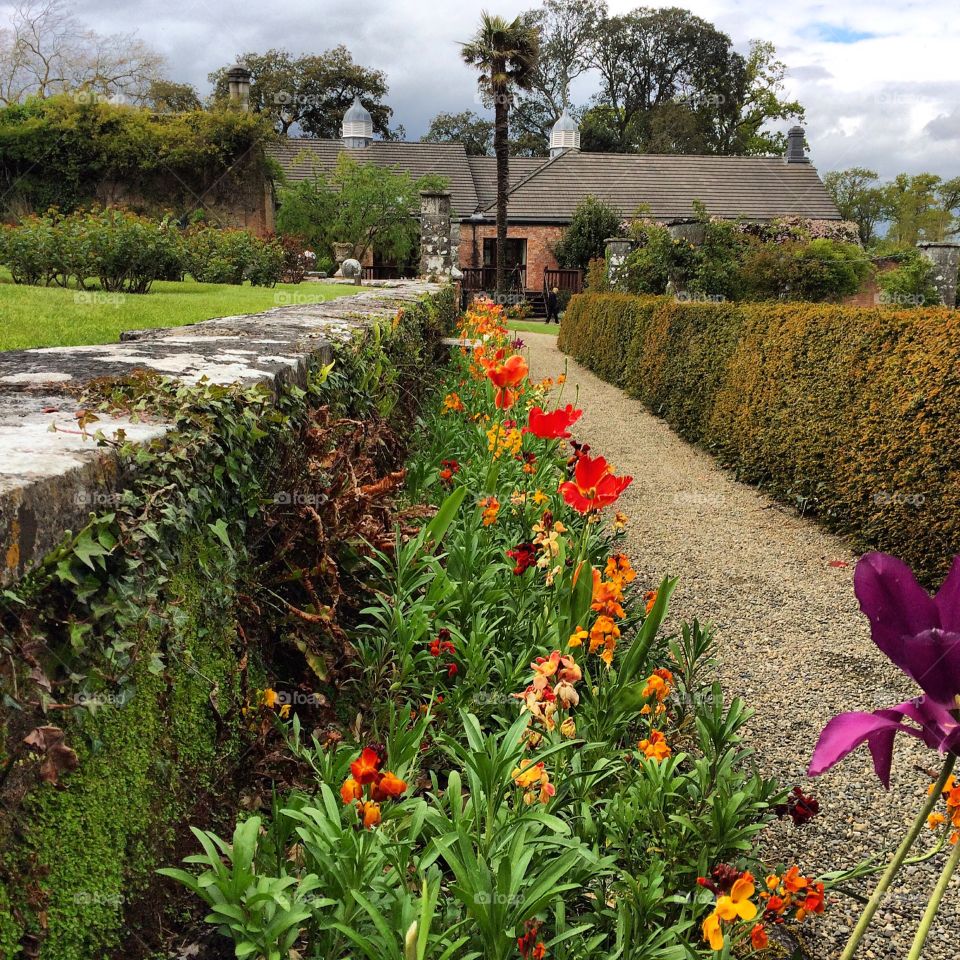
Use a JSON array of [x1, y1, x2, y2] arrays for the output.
[[559, 293, 960, 582]]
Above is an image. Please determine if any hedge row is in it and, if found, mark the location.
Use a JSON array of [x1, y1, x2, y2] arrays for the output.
[[558, 293, 960, 582]]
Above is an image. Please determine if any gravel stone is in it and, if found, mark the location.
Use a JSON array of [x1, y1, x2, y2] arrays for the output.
[[525, 332, 958, 960]]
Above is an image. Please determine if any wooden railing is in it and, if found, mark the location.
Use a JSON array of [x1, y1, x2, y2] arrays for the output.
[[461, 265, 526, 292], [543, 268, 583, 294]]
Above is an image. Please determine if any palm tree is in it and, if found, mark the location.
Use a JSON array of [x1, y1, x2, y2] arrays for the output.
[[461, 13, 539, 296]]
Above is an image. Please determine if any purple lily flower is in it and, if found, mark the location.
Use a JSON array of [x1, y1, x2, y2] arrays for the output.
[[809, 552, 960, 788]]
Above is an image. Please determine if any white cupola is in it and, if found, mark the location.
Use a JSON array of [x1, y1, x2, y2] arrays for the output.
[[549, 108, 580, 158], [342, 96, 373, 149]]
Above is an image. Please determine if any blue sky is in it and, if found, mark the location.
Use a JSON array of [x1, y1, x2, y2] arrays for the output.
[[62, 0, 960, 179]]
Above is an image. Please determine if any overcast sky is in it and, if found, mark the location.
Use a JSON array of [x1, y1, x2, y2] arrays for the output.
[[68, 0, 960, 179]]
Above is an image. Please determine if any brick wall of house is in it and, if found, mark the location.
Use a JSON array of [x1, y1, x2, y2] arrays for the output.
[[459, 223, 566, 290]]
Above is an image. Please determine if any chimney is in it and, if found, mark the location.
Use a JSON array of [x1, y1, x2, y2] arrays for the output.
[[226, 64, 252, 112], [786, 125, 809, 164]]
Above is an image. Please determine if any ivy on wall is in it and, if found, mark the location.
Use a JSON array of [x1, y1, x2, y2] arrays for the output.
[[0, 95, 278, 218], [0, 285, 457, 958]]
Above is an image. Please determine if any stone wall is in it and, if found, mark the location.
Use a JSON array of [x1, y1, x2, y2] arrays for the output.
[[0, 282, 442, 585], [0, 281, 452, 958]]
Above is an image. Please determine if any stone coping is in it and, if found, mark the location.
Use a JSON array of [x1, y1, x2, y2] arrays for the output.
[[0, 281, 444, 587]]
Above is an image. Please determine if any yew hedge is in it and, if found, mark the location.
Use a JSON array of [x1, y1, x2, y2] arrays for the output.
[[558, 293, 960, 582]]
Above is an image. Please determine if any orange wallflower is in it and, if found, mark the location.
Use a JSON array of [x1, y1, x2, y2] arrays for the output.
[[750, 924, 769, 950], [350, 746, 383, 785], [479, 496, 500, 526], [638, 729, 672, 762]]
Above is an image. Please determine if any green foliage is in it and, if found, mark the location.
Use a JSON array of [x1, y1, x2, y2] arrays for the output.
[[0, 94, 275, 217], [560, 292, 960, 582], [0, 287, 456, 958], [165, 301, 779, 958], [208, 46, 399, 139], [421, 110, 494, 156], [877, 251, 941, 308], [182, 226, 285, 286], [277, 155, 446, 264], [618, 219, 868, 303], [0, 208, 180, 292], [0, 536, 248, 959], [553, 196, 623, 270]]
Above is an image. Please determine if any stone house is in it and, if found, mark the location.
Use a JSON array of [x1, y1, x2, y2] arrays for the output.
[[254, 74, 843, 295]]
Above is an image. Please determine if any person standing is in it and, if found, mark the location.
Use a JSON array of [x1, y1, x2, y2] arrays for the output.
[[546, 286, 560, 324]]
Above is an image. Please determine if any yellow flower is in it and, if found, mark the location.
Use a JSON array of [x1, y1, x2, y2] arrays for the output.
[[568, 626, 588, 648], [533, 489, 549, 506], [261, 688, 278, 708], [560, 716, 576, 739], [715, 874, 758, 922], [702, 911, 724, 951], [279, 704, 291, 719]]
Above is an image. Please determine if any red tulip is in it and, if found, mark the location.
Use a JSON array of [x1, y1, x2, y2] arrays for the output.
[[559, 453, 632, 513], [526, 404, 583, 440]]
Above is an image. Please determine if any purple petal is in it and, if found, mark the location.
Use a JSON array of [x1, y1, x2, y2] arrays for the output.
[[899, 629, 960, 709], [855, 552, 938, 646], [934, 556, 960, 633], [808, 707, 928, 788]]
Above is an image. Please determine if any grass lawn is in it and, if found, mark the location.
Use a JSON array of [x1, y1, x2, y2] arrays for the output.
[[508, 319, 560, 335], [0, 274, 353, 351]]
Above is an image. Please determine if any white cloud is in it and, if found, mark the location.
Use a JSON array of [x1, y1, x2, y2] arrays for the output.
[[60, 0, 960, 176]]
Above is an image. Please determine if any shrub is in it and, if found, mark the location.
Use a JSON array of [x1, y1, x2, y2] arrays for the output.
[[0, 209, 183, 293], [182, 228, 284, 287], [877, 250, 941, 308], [559, 292, 960, 582], [553, 195, 624, 270]]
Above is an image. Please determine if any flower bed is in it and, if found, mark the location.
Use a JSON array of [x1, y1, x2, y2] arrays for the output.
[[162, 299, 840, 959]]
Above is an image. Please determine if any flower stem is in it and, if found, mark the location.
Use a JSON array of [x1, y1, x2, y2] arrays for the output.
[[905, 826, 960, 960], [839, 753, 956, 960]]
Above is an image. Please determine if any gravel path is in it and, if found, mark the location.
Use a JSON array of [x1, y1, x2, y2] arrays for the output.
[[525, 332, 957, 960]]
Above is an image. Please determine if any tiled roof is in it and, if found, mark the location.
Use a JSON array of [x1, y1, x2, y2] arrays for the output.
[[268, 139, 479, 217], [478, 150, 841, 222], [269, 139, 842, 224], [466, 157, 549, 209]]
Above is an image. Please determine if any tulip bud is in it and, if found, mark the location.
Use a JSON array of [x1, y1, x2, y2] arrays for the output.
[[404, 920, 418, 960]]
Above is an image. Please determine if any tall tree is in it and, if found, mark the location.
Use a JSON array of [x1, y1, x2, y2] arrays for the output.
[[882, 173, 960, 246], [209, 47, 398, 139], [0, 0, 164, 105], [823, 167, 886, 245], [510, 0, 606, 155], [461, 13, 539, 294], [421, 110, 494, 156]]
